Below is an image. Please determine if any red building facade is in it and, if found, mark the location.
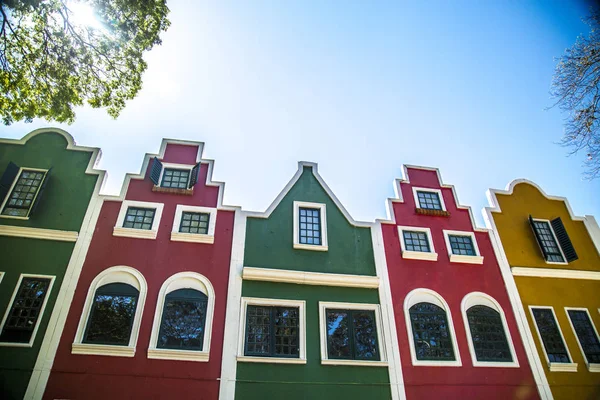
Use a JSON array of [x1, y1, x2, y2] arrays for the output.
[[43, 140, 237, 399], [379, 166, 542, 400]]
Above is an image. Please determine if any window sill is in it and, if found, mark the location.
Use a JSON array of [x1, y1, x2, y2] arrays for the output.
[[402, 250, 438, 261], [72, 343, 135, 357], [170, 232, 214, 244], [412, 359, 462, 367], [544, 260, 568, 266], [587, 363, 600, 373], [449, 254, 484, 265], [148, 348, 209, 362], [0, 215, 30, 220], [472, 361, 519, 368], [321, 359, 388, 367], [415, 208, 450, 217], [548, 362, 578, 372], [0, 341, 33, 348], [293, 243, 328, 252], [237, 356, 306, 365], [113, 227, 158, 240], [152, 186, 194, 195]]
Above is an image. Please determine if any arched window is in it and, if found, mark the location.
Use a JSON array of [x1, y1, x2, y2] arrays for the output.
[[404, 288, 461, 366], [148, 272, 215, 361], [461, 292, 518, 367]]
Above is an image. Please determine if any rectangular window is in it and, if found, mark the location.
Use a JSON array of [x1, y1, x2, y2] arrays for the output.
[[160, 168, 190, 189], [416, 190, 442, 210], [403, 231, 431, 252], [325, 309, 380, 361], [179, 212, 210, 234], [123, 207, 156, 230], [244, 305, 300, 358], [531, 220, 565, 263], [2, 169, 46, 217], [0, 277, 52, 343], [299, 207, 321, 245], [567, 309, 600, 364], [448, 235, 476, 256], [531, 308, 571, 363]]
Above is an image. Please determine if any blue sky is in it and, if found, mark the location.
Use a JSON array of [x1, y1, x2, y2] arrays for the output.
[[1, 0, 599, 225]]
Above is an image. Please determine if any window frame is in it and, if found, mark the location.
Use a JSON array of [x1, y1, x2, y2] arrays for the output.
[[148, 272, 215, 362], [528, 305, 577, 372], [442, 230, 484, 265], [0, 272, 4, 285], [404, 288, 461, 366], [72, 266, 147, 357], [171, 205, 218, 244], [113, 200, 164, 240], [564, 307, 600, 372], [412, 187, 446, 211], [530, 218, 568, 265], [156, 162, 194, 189], [292, 201, 328, 252], [397, 226, 438, 261], [318, 301, 387, 367], [0, 274, 55, 347], [237, 297, 307, 364], [0, 167, 48, 220], [461, 292, 519, 367]]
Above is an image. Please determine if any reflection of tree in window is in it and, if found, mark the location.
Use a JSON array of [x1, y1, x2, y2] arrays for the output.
[[83, 283, 138, 346], [244, 305, 299, 358], [409, 303, 455, 361], [158, 289, 208, 350], [326, 309, 379, 360]]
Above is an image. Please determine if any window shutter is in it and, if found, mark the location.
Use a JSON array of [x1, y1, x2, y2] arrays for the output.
[[150, 157, 163, 185], [0, 162, 20, 206], [551, 217, 578, 262], [188, 162, 201, 189], [529, 215, 549, 260], [30, 168, 52, 216]]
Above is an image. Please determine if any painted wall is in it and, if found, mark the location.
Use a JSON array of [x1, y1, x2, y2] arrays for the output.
[[492, 181, 600, 399], [381, 167, 539, 400], [43, 142, 235, 400], [0, 131, 99, 400]]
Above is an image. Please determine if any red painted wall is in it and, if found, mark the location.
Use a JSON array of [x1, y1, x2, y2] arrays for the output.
[[382, 167, 539, 400], [44, 143, 234, 400]]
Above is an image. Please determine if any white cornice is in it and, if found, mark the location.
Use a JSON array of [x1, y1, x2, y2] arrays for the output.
[[512, 267, 600, 280], [0, 225, 78, 242], [242, 266, 379, 288]]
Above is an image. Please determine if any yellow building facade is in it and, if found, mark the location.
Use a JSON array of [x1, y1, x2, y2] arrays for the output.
[[485, 179, 600, 400]]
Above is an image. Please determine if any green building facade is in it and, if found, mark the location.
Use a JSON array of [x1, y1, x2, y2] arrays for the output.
[[0, 129, 104, 399]]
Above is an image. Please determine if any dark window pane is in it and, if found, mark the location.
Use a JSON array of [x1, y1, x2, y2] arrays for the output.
[[179, 212, 210, 234], [123, 207, 155, 230], [83, 283, 139, 346], [467, 305, 512, 362], [2, 170, 46, 217], [409, 303, 455, 361], [244, 305, 299, 358], [326, 309, 380, 361], [403, 231, 431, 253], [327, 310, 351, 359], [0, 277, 51, 343], [567, 310, 600, 364], [532, 308, 570, 363], [298, 207, 321, 245], [161, 168, 190, 189], [158, 289, 208, 350], [449, 235, 476, 256], [417, 191, 442, 210], [353, 310, 379, 360], [532, 221, 565, 263]]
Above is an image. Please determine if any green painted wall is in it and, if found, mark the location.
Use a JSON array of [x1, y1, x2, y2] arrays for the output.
[[244, 167, 376, 276], [0, 131, 99, 400]]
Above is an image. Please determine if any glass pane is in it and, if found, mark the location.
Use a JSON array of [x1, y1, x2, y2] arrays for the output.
[[567, 310, 600, 363], [299, 207, 321, 245], [532, 308, 571, 363], [449, 235, 476, 256], [2, 169, 45, 217], [245, 306, 271, 356], [417, 191, 442, 210], [123, 207, 155, 230], [532, 221, 565, 263], [158, 289, 208, 350], [180, 212, 210, 234], [467, 305, 512, 362], [274, 307, 300, 357], [409, 303, 455, 361], [326, 310, 351, 359], [161, 168, 190, 189], [353, 310, 379, 360], [403, 231, 431, 253]]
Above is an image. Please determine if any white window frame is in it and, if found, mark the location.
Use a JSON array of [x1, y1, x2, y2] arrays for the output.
[[461, 292, 519, 367], [318, 301, 388, 367], [113, 200, 164, 240], [156, 162, 195, 189], [404, 288, 462, 366], [412, 187, 446, 211], [530, 218, 568, 265], [237, 297, 307, 364], [442, 230, 484, 265], [528, 305, 577, 372], [0, 167, 49, 220], [0, 272, 4, 284], [397, 226, 438, 261], [564, 307, 600, 373], [0, 273, 55, 347], [293, 201, 328, 252], [72, 266, 147, 357], [171, 205, 217, 244], [148, 272, 215, 362]]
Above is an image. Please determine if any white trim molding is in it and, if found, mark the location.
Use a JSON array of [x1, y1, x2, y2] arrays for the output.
[[242, 267, 379, 289], [461, 292, 519, 367], [564, 307, 600, 373], [528, 306, 578, 372], [0, 272, 4, 284], [404, 288, 462, 366], [292, 201, 328, 251], [148, 272, 215, 362], [170, 205, 218, 244], [442, 230, 484, 265], [0, 225, 78, 242], [412, 186, 447, 211], [397, 226, 438, 261], [237, 297, 307, 364], [72, 266, 147, 357], [512, 267, 600, 280], [318, 301, 388, 367], [0, 274, 56, 347], [113, 200, 164, 240], [0, 167, 48, 219]]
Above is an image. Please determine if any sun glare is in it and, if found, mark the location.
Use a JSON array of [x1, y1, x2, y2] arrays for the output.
[[66, 1, 105, 31]]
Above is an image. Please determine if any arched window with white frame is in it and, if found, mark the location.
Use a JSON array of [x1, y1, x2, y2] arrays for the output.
[[72, 266, 147, 357], [404, 288, 461, 366], [148, 272, 215, 362], [461, 292, 519, 367]]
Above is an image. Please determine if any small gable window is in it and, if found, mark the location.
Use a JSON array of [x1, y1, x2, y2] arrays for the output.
[[443, 230, 484, 264], [299, 208, 321, 245], [149, 158, 201, 193], [417, 191, 442, 210], [0, 162, 50, 219], [180, 212, 210, 234], [293, 201, 328, 251], [171, 205, 217, 244], [123, 207, 156, 230], [398, 226, 438, 261], [161, 169, 190, 189], [403, 231, 430, 252], [114, 200, 164, 240], [529, 217, 578, 264]]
